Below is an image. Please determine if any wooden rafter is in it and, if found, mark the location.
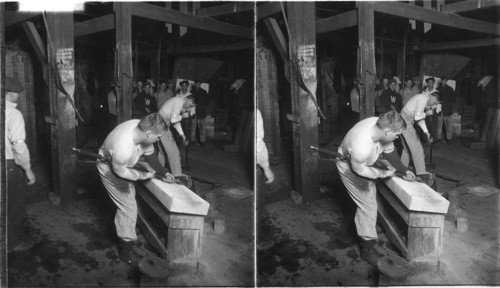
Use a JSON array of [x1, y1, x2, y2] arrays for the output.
[[173, 41, 253, 55], [257, 2, 284, 20], [418, 37, 500, 51], [197, 2, 254, 17], [316, 10, 357, 34], [129, 2, 253, 39], [5, 10, 40, 27], [263, 18, 288, 62], [74, 13, 114, 37], [373, 1, 500, 36], [441, 0, 500, 13]]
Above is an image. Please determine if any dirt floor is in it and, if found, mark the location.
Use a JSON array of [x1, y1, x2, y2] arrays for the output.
[[258, 136, 500, 286], [7, 136, 254, 287]]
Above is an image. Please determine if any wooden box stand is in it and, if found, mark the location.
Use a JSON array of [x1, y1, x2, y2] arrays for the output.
[[377, 177, 449, 263], [136, 179, 209, 264]]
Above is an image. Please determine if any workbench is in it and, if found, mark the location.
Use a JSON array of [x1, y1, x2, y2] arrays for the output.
[[135, 179, 209, 265], [377, 177, 449, 263]]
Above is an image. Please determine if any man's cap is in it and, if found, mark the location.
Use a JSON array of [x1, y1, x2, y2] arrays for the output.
[[167, 79, 175, 84], [388, 78, 397, 85], [412, 76, 420, 82], [425, 77, 435, 83], [6, 76, 23, 92], [179, 80, 189, 86], [159, 79, 167, 85]]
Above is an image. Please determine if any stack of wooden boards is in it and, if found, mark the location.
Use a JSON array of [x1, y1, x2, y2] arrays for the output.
[[480, 107, 500, 151]]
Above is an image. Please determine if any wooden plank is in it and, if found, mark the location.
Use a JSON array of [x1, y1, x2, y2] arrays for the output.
[[377, 197, 409, 259], [264, 18, 288, 62], [316, 10, 357, 34], [384, 178, 450, 214], [137, 207, 169, 260], [21, 22, 46, 67], [257, 2, 284, 20], [377, 182, 410, 224], [288, 2, 320, 202], [115, 2, 133, 123], [5, 10, 40, 27], [142, 179, 209, 216], [167, 228, 201, 262], [197, 2, 254, 17], [173, 41, 253, 55], [242, 112, 254, 153], [418, 38, 500, 51], [441, 0, 500, 13], [130, 2, 253, 39], [407, 227, 440, 260], [74, 13, 114, 37], [357, 2, 376, 118], [46, 12, 77, 204], [373, 1, 500, 36]]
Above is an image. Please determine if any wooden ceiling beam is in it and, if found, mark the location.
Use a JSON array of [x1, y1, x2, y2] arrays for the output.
[[196, 2, 254, 17], [441, 0, 500, 13], [6, 10, 41, 27], [373, 1, 500, 36], [173, 41, 253, 55], [418, 37, 500, 51], [74, 13, 114, 37], [257, 2, 284, 20], [316, 10, 357, 34], [129, 2, 253, 39]]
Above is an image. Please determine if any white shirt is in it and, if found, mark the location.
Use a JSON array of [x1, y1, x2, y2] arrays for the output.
[[100, 119, 154, 180], [339, 117, 394, 179], [5, 100, 31, 169], [158, 97, 186, 136], [256, 109, 269, 169], [402, 93, 430, 133]]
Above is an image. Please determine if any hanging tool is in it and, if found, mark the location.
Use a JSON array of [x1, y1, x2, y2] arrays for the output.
[[72, 148, 194, 190], [42, 12, 84, 123]]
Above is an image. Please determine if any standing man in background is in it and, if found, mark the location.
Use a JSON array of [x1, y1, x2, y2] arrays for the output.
[[5, 76, 36, 253], [158, 95, 196, 176], [438, 78, 457, 144], [190, 80, 209, 146]]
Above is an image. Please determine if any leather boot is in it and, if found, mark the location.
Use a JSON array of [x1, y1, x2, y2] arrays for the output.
[[119, 240, 141, 266], [360, 239, 383, 268]]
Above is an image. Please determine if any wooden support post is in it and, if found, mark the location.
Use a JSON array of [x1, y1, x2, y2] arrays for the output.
[[46, 12, 77, 204], [357, 2, 376, 118], [0, 3, 6, 286], [115, 3, 133, 123], [179, 2, 188, 37], [287, 2, 320, 202], [396, 49, 404, 82]]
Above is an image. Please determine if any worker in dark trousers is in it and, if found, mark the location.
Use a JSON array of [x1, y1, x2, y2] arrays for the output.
[[335, 111, 416, 267], [5, 76, 36, 253], [96, 113, 174, 265]]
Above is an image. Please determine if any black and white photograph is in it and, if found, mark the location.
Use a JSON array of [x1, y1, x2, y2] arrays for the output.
[[1, 0, 499, 287]]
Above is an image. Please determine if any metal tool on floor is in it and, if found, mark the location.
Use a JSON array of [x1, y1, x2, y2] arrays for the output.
[[72, 148, 194, 190]]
